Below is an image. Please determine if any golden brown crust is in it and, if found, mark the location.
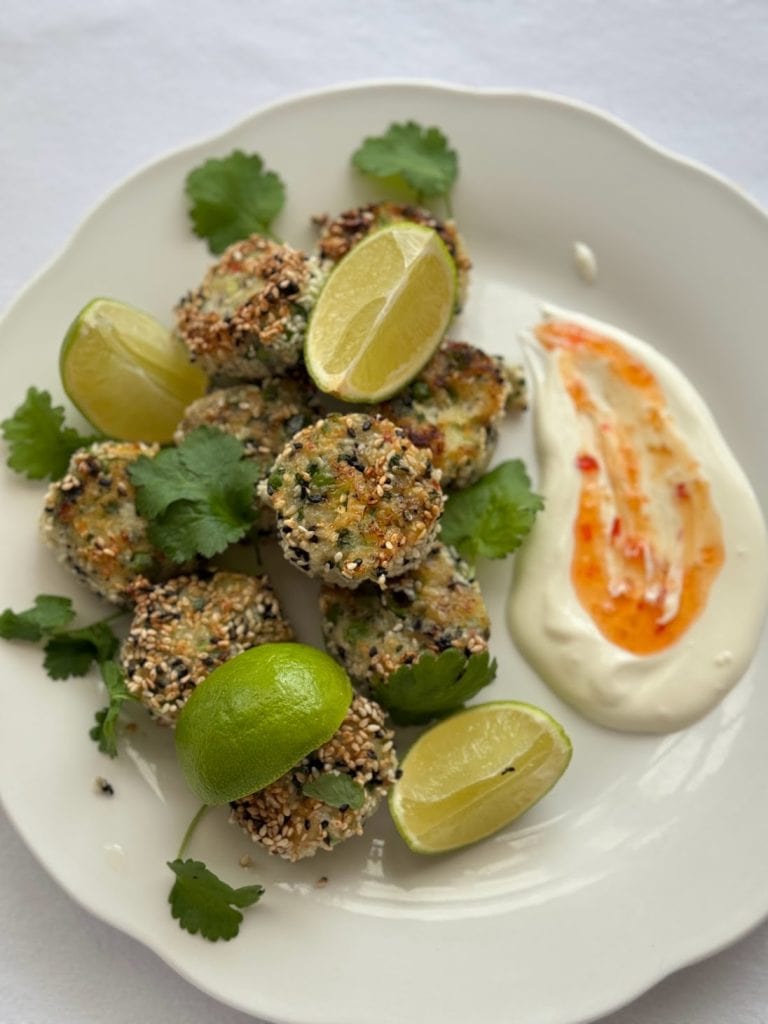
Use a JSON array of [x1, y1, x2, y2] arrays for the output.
[[260, 412, 444, 587], [320, 541, 490, 683], [380, 341, 512, 489], [40, 441, 178, 605], [121, 571, 293, 725], [174, 374, 322, 474], [174, 235, 326, 380], [229, 694, 397, 860]]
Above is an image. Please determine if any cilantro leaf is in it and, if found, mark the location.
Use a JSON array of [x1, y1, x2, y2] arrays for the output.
[[0, 595, 75, 642], [167, 859, 264, 941], [1, 387, 98, 480], [301, 772, 364, 810], [372, 649, 497, 726], [352, 121, 458, 200], [43, 620, 120, 679], [90, 660, 134, 758], [185, 150, 286, 254], [440, 460, 544, 561], [129, 427, 262, 562]]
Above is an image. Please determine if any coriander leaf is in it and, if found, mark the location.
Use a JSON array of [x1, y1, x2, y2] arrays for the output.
[[128, 448, 200, 519], [90, 660, 134, 758], [1, 387, 98, 480], [0, 595, 75, 642], [185, 150, 286, 254], [148, 500, 251, 562], [167, 858, 264, 941], [372, 649, 497, 726], [440, 460, 544, 561], [129, 427, 262, 562], [301, 772, 365, 811], [352, 121, 458, 200], [43, 620, 120, 679]]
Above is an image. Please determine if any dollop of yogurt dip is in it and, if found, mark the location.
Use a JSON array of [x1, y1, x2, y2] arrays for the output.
[[509, 304, 768, 732]]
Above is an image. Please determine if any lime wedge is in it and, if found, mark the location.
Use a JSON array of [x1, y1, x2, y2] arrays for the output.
[[305, 223, 456, 402], [175, 643, 353, 805], [60, 297, 207, 442], [389, 701, 572, 854]]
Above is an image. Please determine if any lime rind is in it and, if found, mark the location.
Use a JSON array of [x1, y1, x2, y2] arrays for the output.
[[174, 643, 353, 805]]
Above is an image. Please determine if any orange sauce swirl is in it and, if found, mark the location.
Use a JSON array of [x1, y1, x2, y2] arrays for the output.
[[536, 319, 725, 655]]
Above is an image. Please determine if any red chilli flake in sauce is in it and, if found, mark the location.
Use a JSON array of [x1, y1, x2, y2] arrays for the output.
[[536, 319, 725, 656]]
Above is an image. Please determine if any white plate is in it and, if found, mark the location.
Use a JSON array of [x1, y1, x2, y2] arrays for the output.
[[1, 82, 767, 1024]]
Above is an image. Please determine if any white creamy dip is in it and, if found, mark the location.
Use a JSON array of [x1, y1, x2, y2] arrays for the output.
[[508, 304, 768, 732]]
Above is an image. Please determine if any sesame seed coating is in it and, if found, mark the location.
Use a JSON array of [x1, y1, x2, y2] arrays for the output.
[[40, 441, 180, 606], [174, 373, 323, 474], [313, 201, 471, 309], [380, 341, 522, 490], [320, 541, 490, 684], [174, 235, 327, 382], [121, 570, 293, 725], [259, 413, 444, 588], [229, 693, 398, 861]]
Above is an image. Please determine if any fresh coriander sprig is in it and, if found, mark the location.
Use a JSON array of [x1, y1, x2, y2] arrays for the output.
[[0, 595, 122, 677], [352, 121, 458, 212], [1, 387, 100, 481], [440, 459, 544, 562], [167, 859, 265, 942], [185, 150, 286, 254], [372, 649, 497, 726], [128, 426, 262, 562], [0, 594, 133, 756], [167, 805, 264, 942], [0, 594, 75, 641], [90, 660, 134, 758]]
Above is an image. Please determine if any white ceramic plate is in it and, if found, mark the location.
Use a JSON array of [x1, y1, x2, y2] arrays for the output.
[[1, 82, 767, 1024]]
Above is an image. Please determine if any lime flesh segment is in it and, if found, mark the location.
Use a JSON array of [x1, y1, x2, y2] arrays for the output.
[[60, 297, 207, 442], [389, 701, 572, 854], [306, 224, 456, 402], [174, 643, 353, 805]]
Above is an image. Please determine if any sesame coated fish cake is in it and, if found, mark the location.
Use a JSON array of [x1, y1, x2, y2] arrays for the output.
[[229, 693, 397, 861], [313, 201, 471, 309], [259, 413, 444, 588], [40, 441, 179, 606], [380, 340, 524, 490], [319, 542, 490, 685], [174, 235, 327, 381], [174, 373, 322, 475], [121, 571, 293, 725]]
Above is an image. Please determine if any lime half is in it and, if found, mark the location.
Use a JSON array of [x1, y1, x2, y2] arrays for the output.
[[305, 223, 456, 402], [389, 701, 572, 854], [174, 643, 353, 805], [60, 297, 207, 442]]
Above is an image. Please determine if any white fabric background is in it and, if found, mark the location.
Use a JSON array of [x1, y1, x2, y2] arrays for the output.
[[2, 1, 768, 1022]]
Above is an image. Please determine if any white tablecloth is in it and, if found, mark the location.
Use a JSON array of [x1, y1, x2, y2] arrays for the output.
[[2, 2, 767, 1022]]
